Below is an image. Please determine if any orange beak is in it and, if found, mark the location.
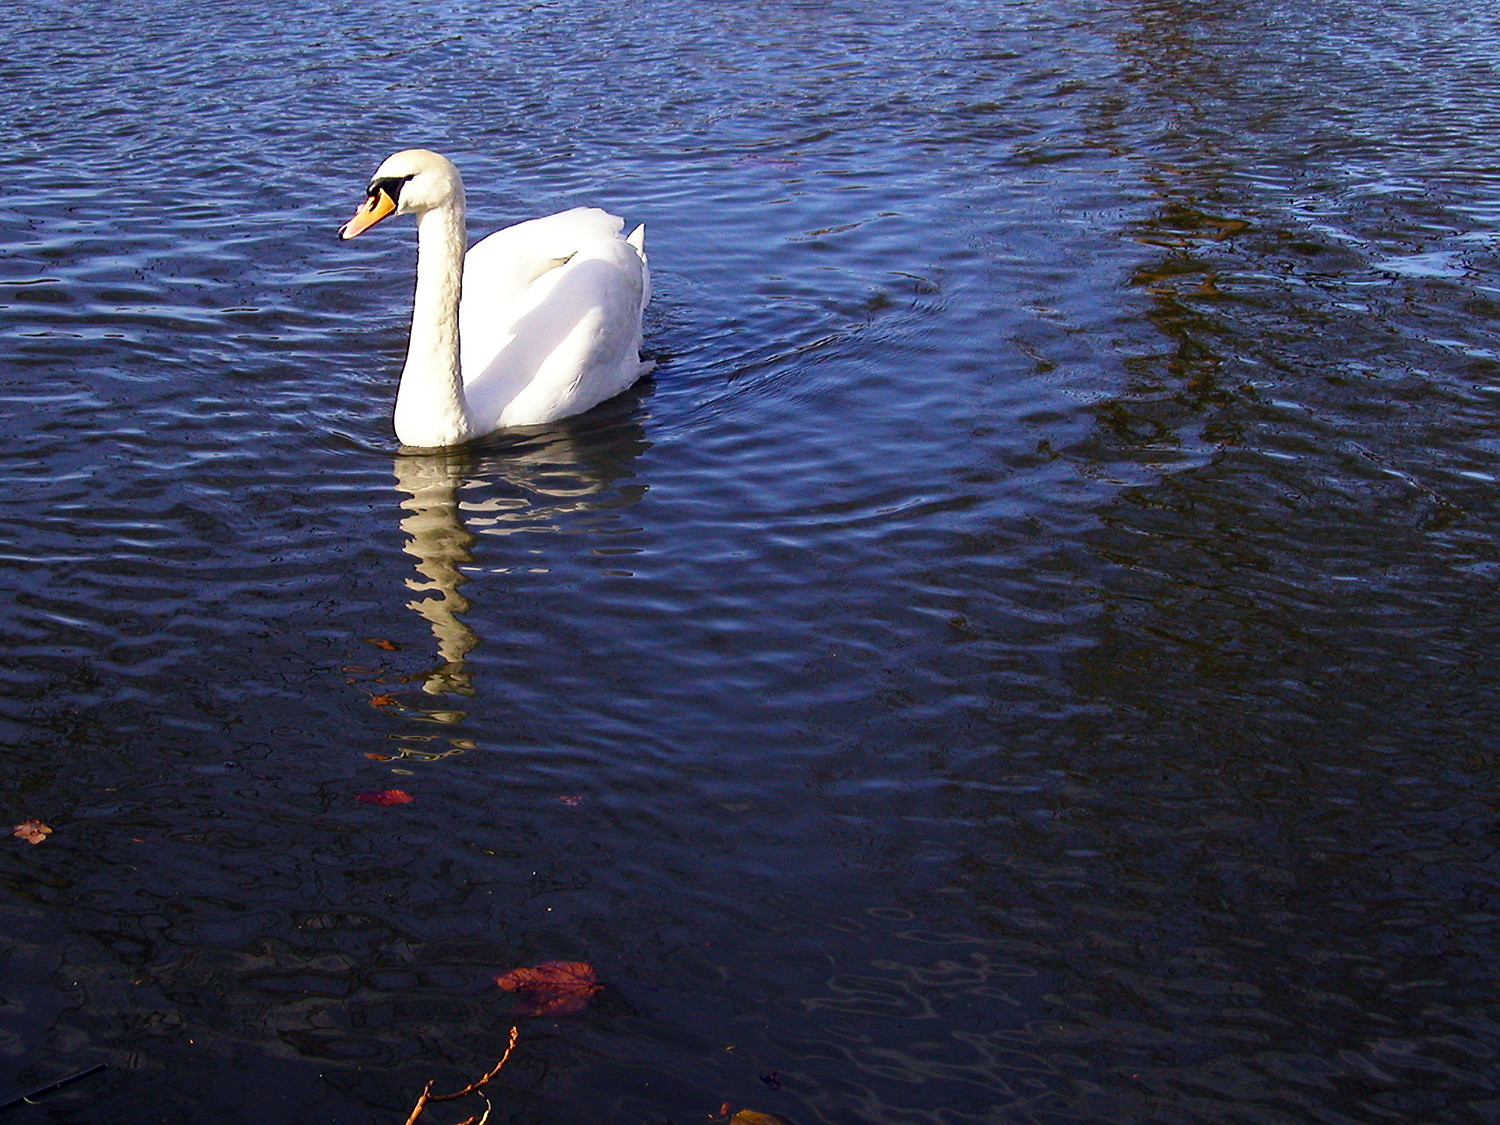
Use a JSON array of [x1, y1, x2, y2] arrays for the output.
[[338, 187, 397, 240]]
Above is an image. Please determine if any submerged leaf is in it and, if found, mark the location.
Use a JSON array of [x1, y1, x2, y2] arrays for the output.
[[495, 960, 600, 1016], [731, 1111, 791, 1125], [354, 789, 414, 806], [12, 820, 51, 845]]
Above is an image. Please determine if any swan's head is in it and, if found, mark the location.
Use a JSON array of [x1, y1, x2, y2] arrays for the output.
[[338, 149, 464, 240]]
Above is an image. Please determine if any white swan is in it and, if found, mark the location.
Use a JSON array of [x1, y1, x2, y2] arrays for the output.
[[338, 149, 652, 448]]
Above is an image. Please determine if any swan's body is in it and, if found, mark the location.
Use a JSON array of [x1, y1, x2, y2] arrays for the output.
[[339, 149, 651, 447]]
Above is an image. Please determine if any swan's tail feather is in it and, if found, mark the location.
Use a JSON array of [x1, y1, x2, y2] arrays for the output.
[[627, 223, 646, 252]]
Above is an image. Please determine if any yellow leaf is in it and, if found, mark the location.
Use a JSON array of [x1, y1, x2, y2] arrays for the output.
[[12, 820, 51, 845]]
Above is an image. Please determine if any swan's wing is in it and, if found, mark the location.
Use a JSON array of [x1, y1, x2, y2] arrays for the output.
[[458, 210, 650, 427], [458, 208, 631, 382], [461, 208, 625, 310]]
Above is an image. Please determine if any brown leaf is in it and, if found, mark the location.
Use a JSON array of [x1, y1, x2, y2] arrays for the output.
[[12, 820, 51, 845], [364, 637, 399, 651], [495, 960, 600, 1016], [364, 752, 393, 761], [731, 1111, 791, 1125], [354, 789, 414, 806], [368, 693, 399, 709]]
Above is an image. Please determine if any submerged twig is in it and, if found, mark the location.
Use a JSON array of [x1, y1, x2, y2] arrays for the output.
[[401, 1026, 518, 1124], [401, 1080, 435, 1125], [448, 1093, 491, 1125], [429, 1026, 519, 1102], [0, 1063, 107, 1114]]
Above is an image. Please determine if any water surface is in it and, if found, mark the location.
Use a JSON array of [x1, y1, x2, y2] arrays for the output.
[[2, 1, 1499, 1122]]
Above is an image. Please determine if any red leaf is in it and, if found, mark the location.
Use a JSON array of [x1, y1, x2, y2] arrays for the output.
[[354, 789, 414, 806], [495, 960, 600, 1016], [12, 820, 51, 845]]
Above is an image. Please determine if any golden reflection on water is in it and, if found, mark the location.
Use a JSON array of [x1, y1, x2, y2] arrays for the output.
[[389, 416, 650, 709], [392, 450, 479, 697]]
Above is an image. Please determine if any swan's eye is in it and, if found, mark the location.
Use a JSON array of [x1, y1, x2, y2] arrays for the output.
[[367, 174, 416, 207]]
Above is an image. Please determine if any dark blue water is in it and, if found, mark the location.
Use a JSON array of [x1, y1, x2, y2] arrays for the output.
[[3, 0, 1500, 1121]]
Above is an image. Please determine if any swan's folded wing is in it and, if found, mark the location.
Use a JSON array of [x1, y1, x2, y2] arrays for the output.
[[459, 208, 631, 379], [458, 212, 650, 427], [463, 209, 625, 300]]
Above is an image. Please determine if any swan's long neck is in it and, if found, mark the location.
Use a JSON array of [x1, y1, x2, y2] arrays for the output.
[[394, 192, 471, 447]]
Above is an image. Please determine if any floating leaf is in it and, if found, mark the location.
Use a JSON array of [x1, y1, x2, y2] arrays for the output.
[[731, 1111, 791, 1125], [354, 789, 414, 806], [364, 752, 393, 761], [12, 820, 51, 845], [364, 637, 399, 651], [495, 960, 600, 1016], [368, 693, 399, 709]]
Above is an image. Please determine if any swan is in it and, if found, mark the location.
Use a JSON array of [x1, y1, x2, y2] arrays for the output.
[[338, 149, 652, 447]]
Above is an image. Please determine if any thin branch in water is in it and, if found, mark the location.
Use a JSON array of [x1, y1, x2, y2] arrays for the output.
[[429, 1026, 520, 1103], [401, 1081, 434, 1125], [400, 1026, 518, 1124], [448, 1094, 492, 1125], [0, 1065, 108, 1115]]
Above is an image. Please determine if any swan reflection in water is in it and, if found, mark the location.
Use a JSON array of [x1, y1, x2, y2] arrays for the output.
[[389, 411, 650, 704], [392, 449, 481, 697]]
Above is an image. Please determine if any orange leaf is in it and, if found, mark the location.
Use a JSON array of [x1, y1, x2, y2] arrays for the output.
[[495, 960, 600, 1016], [731, 1112, 791, 1125], [368, 693, 398, 709], [12, 820, 51, 845], [354, 789, 414, 806], [364, 637, 399, 651]]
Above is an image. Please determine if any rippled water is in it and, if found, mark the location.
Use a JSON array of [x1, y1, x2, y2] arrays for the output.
[[3, 0, 1499, 1121]]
